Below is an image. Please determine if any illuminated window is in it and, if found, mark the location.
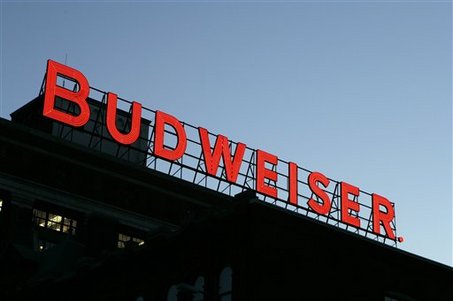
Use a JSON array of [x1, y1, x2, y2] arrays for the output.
[[33, 209, 77, 235], [0, 198, 3, 212], [117, 233, 145, 248]]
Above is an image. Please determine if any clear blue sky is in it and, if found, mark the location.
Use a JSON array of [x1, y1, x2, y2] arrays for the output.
[[1, 1, 451, 266]]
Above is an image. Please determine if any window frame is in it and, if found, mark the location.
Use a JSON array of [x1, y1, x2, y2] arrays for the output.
[[32, 208, 78, 235]]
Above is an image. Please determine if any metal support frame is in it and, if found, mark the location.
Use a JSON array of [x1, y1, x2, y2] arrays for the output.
[[39, 83, 400, 247]]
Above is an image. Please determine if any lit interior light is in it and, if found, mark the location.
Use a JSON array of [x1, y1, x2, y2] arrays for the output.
[[49, 214, 63, 223], [33, 209, 77, 235], [118, 233, 145, 248]]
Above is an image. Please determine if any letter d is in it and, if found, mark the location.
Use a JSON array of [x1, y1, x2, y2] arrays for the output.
[[153, 111, 187, 161]]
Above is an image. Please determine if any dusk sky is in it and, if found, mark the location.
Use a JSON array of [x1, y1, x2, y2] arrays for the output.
[[1, 1, 452, 266]]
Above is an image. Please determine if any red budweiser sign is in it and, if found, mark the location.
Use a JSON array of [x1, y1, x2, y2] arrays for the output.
[[42, 59, 403, 245]]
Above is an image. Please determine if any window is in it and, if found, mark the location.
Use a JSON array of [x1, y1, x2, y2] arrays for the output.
[[117, 233, 145, 248], [33, 208, 77, 235], [219, 266, 233, 301], [166, 277, 204, 301], [193, 276, 205, 301], [0, 198, 3, 212], [167, 285, 178, 301]]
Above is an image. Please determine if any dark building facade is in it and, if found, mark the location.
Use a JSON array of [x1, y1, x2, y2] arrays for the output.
[[0, 94, 452, 301]]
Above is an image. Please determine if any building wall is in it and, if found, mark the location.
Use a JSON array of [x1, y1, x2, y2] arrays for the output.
[[0, 115, 452, 301]]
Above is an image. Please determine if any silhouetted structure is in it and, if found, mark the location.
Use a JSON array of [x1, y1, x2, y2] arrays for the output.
[[0, 95, 452, 301]]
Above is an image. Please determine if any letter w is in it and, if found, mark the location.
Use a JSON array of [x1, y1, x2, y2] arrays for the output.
[[198, 127, 246, 183]]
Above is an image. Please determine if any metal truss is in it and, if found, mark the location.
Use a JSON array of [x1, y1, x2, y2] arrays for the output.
[[38, 79, 400, 248]]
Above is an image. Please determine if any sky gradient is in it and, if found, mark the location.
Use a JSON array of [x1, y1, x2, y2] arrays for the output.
[[1, 1, 452, 266]]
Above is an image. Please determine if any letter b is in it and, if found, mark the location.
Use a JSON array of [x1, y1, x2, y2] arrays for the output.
[[43, 59, 90, 127]]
